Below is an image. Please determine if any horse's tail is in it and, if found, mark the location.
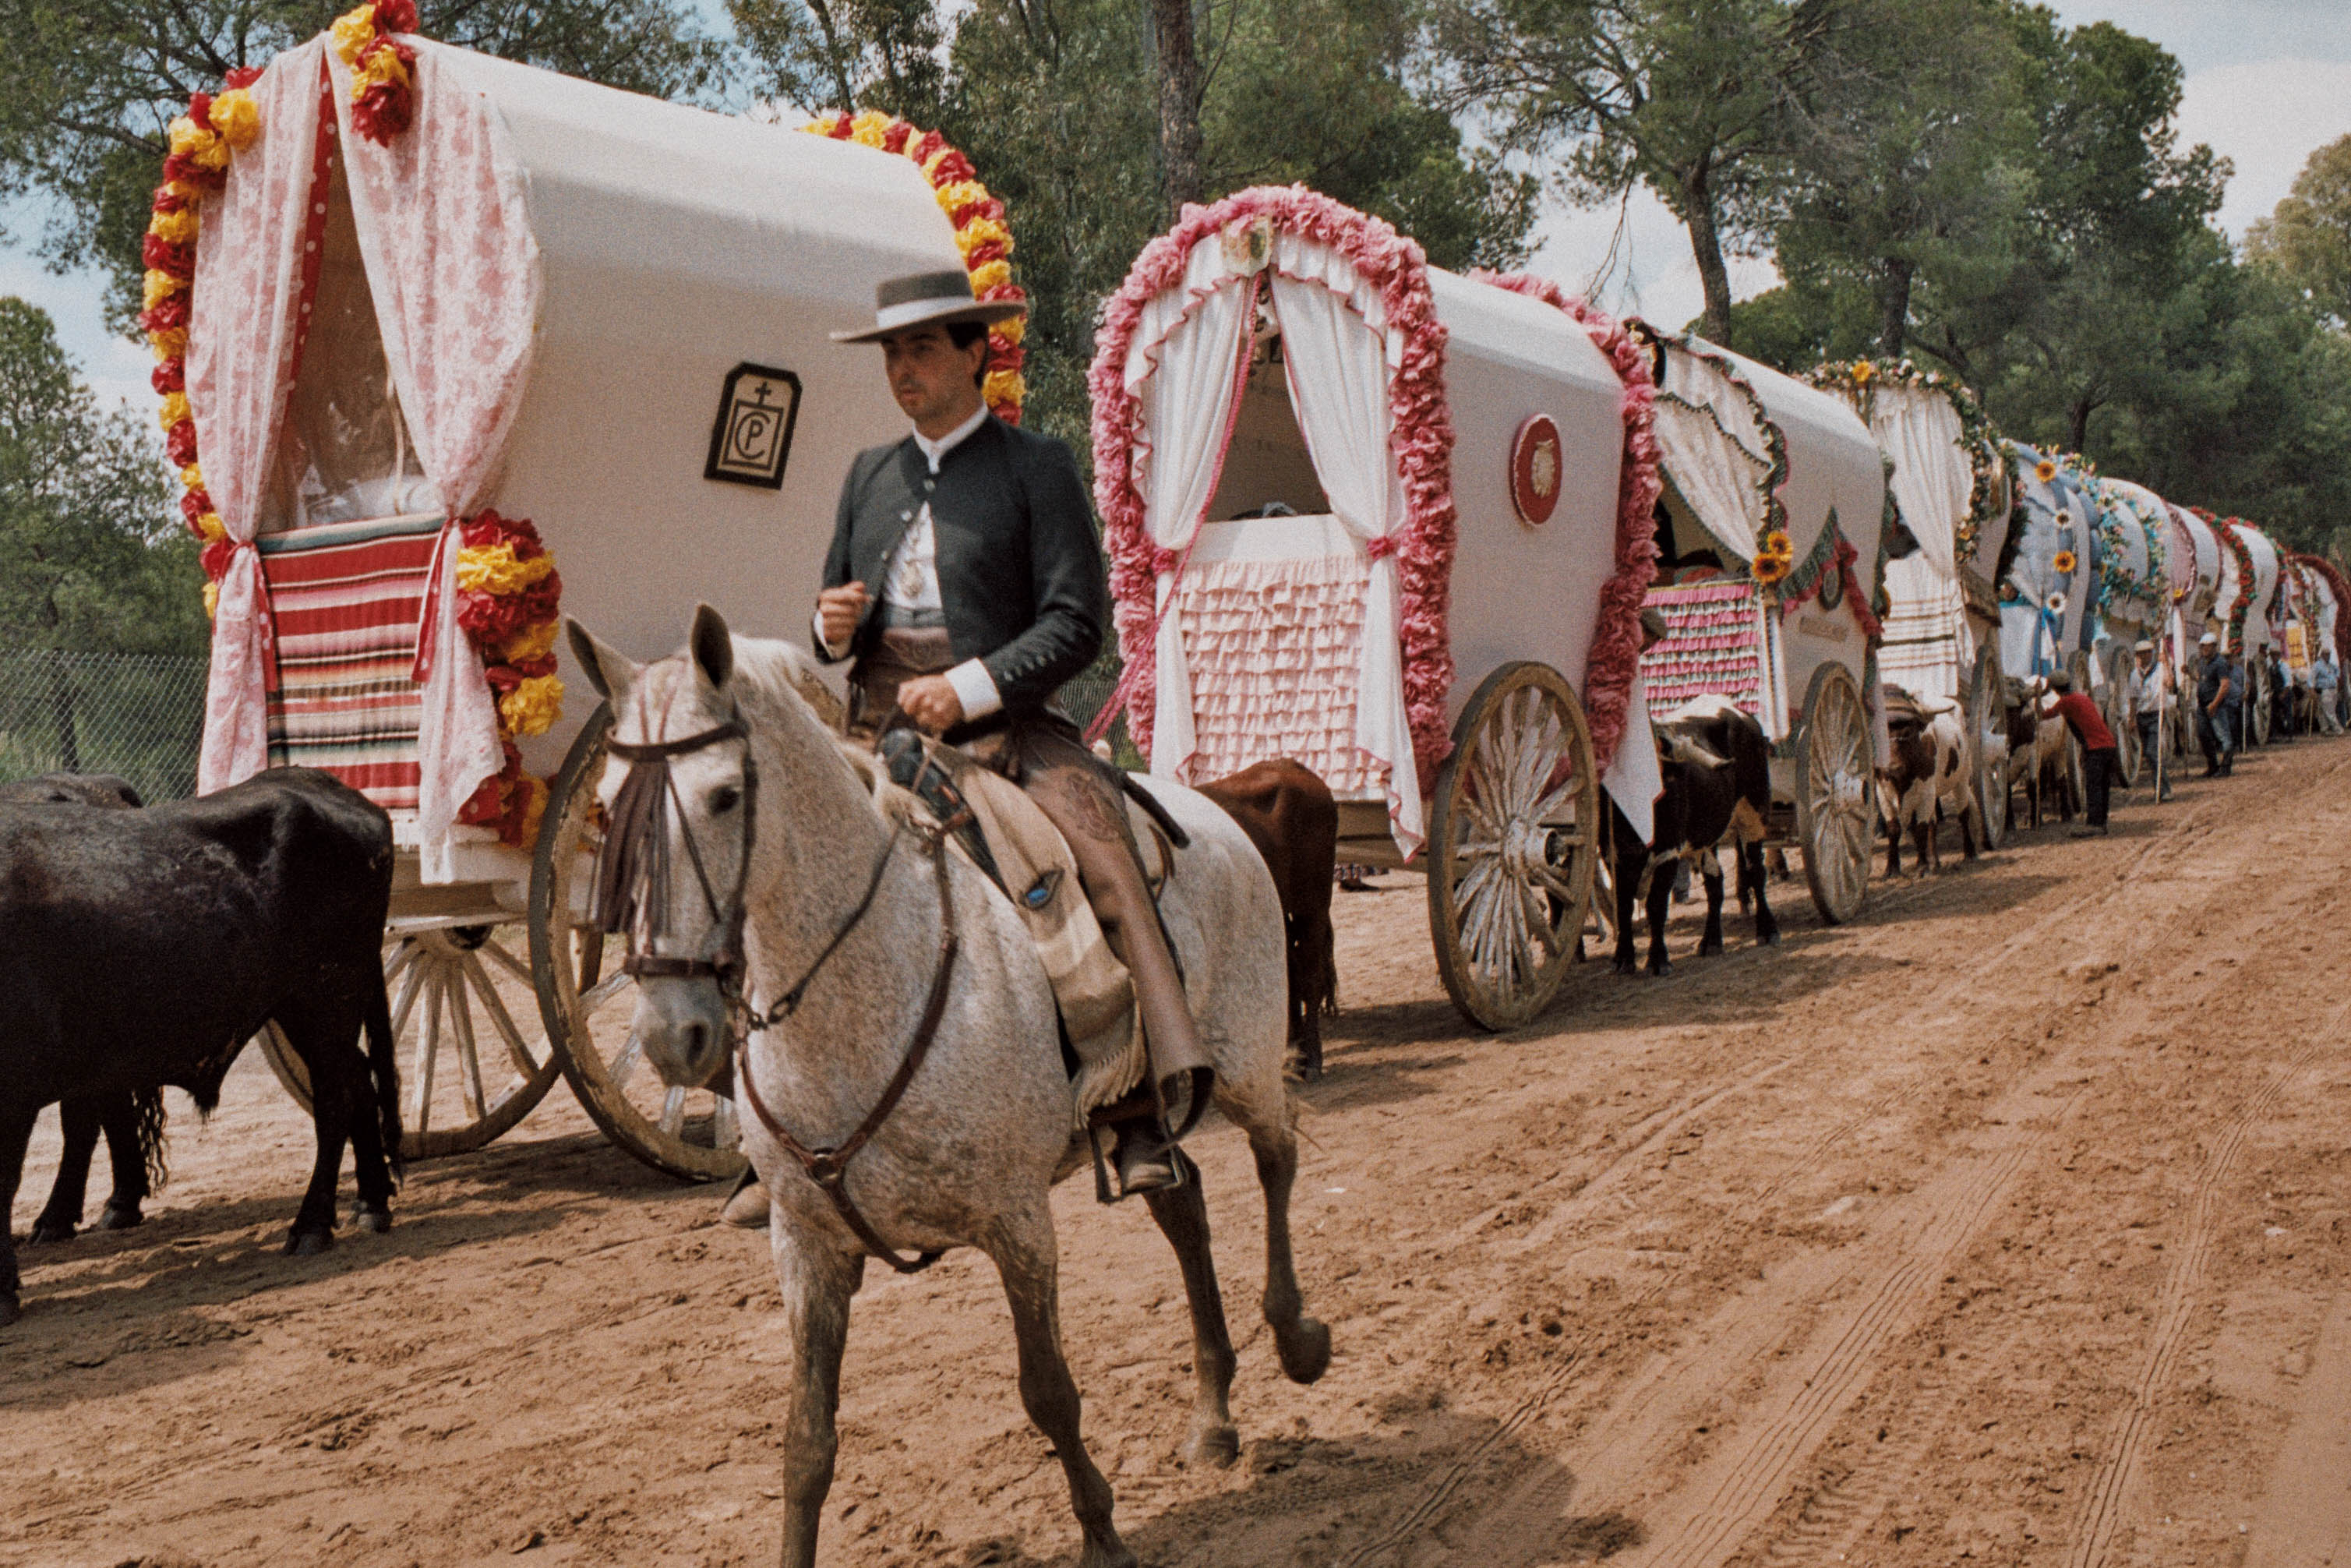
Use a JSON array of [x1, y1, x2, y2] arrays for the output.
[[365, 980, 404, 1184], [132, 1086, 170, 1193]]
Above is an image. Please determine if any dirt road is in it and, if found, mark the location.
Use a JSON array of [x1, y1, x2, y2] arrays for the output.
[[6, 735, 2349, 1568]]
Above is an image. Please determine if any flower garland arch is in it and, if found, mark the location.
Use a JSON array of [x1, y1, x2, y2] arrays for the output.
[[154, 11, 563, 846], [2291, 552, 2351, 666], [1806, 357, 2010, 565], [1089, 185, 1457, 780], [1466, 270, 1659, 772], [2091, 480, 2170, 622], [800, 111, 1026, 424], [2205, 511, 2259, 652]]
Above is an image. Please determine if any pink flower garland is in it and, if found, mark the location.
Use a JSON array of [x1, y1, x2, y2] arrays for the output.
[[1089, 185, 1458, 786], [1467, 270, 1661, 773], [2291, 552, 2351, 666]]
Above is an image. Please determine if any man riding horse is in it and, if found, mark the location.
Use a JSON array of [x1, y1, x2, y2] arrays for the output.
[[723, 270, 1211, 1225]]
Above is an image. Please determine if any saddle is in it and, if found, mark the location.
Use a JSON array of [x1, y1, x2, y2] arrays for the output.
[[864, 731, 1172, 1136]]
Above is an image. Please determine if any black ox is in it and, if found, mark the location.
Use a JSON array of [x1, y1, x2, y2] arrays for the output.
[[1, 768, 401, 1326], [1610, 699, 1781, 976], [0, 773, 162, 1245]]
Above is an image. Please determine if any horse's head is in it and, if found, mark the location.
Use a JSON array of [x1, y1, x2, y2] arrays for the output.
[[569, 604, 754, 1092]]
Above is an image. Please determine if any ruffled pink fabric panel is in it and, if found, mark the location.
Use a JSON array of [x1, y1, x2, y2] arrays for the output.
[[1173, 553, 1386, 798], [1640, 580, 1763, 716]]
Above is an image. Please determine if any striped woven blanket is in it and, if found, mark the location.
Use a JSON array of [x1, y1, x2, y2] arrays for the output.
[[260, 514, 443, 811], [1878, 556, 1966, 698], [1641, 578, 1763, 716]]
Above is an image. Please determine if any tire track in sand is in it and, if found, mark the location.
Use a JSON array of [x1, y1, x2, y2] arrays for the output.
[[1349, 761, 2304, 1567], [2062, 1000, 2347, 1568]]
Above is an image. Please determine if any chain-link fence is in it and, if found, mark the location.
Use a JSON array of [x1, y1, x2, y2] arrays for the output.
[[0, 649, 209, 803]]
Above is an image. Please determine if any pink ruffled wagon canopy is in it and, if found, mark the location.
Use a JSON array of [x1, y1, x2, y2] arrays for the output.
[[1090, 186, 1652, 853]]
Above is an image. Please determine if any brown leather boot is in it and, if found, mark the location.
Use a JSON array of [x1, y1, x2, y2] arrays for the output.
[[719, 1168, 771, 1229], [1110, 1116, 1181, 1195]]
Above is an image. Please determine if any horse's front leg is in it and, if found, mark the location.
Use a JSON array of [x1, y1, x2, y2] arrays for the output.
[[1142, 1150, 1239, 1467], [770, 1217, 861, 1568], [988, 1205, 1134, 1568]]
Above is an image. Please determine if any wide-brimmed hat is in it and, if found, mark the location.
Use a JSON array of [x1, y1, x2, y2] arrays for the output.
[[2134, 638, 2154, 653], [2198, 630, 2219, 645], [831, 270, 1026, 344]]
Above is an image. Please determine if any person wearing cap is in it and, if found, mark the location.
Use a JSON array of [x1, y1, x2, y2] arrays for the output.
[[2124, 639, 2173, 801], [801, 269, 1210, 1207], [2046, 669, 2120, 835], [2314, 646, 2343, 736], [2194, 630, 2240, 776]]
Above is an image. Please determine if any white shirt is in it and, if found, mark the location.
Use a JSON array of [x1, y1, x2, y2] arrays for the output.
[[816, 404, 1001, 722]]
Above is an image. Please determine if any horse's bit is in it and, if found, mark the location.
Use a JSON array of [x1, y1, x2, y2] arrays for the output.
[[594, 713, 958, 1273]]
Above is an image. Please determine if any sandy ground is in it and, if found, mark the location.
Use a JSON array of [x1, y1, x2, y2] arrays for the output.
[[5, 734, 2351, 1568]]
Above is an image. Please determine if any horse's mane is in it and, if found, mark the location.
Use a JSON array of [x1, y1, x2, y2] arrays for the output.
[[722, 639, 924, 828]]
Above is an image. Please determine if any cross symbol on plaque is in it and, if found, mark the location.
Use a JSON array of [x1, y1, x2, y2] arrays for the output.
[[747, 380, 776, 407]]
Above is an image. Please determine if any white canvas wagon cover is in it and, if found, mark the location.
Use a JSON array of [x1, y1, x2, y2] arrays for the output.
[[187, 34, 964, 878], [1090, 188, 1660, 851]]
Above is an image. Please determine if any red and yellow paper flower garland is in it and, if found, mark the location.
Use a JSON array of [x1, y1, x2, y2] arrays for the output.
[[144, 70, 265, 614], [332, 0, 418, 146], [451, 510, 562, 847], [801, 111, 1026, 423]]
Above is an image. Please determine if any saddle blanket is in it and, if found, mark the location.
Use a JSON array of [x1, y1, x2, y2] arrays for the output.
[[849, 738, 1156, 1132]]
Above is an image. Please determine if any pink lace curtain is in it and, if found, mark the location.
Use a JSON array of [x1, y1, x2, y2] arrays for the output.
[[330, 39, 542, 874], [189, 38, 329, 793]]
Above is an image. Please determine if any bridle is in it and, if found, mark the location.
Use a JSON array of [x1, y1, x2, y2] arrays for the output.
[[592, 708, 958, 1273]]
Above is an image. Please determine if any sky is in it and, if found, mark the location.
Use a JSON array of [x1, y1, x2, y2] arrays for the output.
[[8, 1, 2350, 415]]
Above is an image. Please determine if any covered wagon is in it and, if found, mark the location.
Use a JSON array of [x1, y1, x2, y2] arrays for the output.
[[1996, 444, 2099, 690], [159, 24, 1019, 1178], [1810, 359, 2014, 845], [1089, 189, 1663, 1029], [1633, 330, 1888, 922], [2208, 515, 2283, 743], [2087, 476, 2178, 783]]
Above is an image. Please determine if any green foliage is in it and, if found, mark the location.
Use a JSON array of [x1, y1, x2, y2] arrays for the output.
[[1422, 0, 1797, 343], [0, 0, 729, 326], [0, 297, 204, 654], [2247, 134, 2351, 330], [738, 0, 1537, 455]]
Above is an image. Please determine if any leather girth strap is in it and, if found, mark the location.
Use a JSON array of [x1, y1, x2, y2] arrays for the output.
[[732, 820, 958, 1274]]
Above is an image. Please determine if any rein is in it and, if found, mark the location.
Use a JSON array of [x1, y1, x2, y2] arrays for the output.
[[593, 708, 958, 1275]]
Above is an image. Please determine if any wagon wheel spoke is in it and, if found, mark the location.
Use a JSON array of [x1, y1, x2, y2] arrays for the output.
[[478, 937, 534, 987], [410, 965, 444, 1139], [449, 969, 488, 1122], [608, 1029, 647, 1096], [459, 951, 542, 1084], [383, 938, 424, 987], [579, 969, 632, 1018], [713, 1094, 740, 1152], [658, 1086, 688, 1138], [388, 945, 430, 1040]]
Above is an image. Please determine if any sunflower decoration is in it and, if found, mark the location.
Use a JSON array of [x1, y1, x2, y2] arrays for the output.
[[2035, 458, 2058, 484], [2052, 549, 2078, 576], [1849, 360, 1876, 385], [1753, 528, 1795, 586]]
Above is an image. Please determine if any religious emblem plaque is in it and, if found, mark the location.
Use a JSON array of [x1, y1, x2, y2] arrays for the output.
[[1509, 412, 1562, 526], [704, 364, 803, 489]]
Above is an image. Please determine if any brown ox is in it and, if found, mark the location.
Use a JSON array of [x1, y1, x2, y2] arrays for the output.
[[1197, 760, 1339, 1082], [1878, 688, 1981, 876]]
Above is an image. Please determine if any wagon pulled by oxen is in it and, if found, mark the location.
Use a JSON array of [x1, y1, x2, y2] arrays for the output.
[[150, 31, 1073, 1182], [1629, 329, 1890, 913], [1086, 188, 1673, 1029], [1809, 358, 2014, 865]]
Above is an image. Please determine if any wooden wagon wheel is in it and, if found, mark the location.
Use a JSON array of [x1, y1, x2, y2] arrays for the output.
[[1968, 641, 2008, 851], [1795, 662, 1875, 925], [2250, 657, 2273, 746], [530, 702, 747, 1184], [1424, 662, 1600, 1032], [256, 913, 567, 1160]]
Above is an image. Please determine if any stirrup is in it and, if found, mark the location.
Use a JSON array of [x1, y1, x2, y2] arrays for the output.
[[1085, 1096, 1183, 1204]]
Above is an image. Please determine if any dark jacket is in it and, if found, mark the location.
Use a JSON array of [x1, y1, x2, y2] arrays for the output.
[[2197, 655, 2240, 709], [816, 415, 1106, 720]]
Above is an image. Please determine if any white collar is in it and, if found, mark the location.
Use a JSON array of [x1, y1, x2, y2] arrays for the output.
[[913, 404, 990, 472]]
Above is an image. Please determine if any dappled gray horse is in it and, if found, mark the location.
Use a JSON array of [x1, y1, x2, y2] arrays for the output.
[[568, 607, 1328, 1568]]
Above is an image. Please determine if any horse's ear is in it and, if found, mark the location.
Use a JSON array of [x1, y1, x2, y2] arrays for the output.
[[690, 602, 734, 692], [567, 618, 637, 703]]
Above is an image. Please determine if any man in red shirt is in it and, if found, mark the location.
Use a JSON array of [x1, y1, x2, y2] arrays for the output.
[[2047, 669, 2118, 836]]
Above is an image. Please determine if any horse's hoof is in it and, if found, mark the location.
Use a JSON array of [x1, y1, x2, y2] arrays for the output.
[[1758, 927, 1781, 948], [1647, 961, 1672, 979], [284, 1228, 334, 1257], [1276, 1315, 1333, 1384], [1697, 940, 1724, 958], [1184, 1422, 1241, 1468], [1079, 1543, 1140, 1568], [0, 1294, 19, 1328], [1298, 1060, 1324, 1085], [97, 1203, 143, 1232], [352, 1206, 393, 1235], [1611, 958, 1637, 976], [25, 1220, 74, 1246]]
